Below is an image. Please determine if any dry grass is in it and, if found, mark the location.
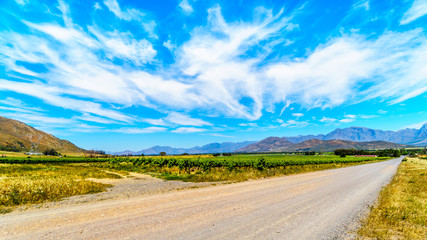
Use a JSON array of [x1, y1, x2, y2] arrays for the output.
[[0, 151, 26, 157], [0, 163, 123, 214], [357, 157, 427, 239]]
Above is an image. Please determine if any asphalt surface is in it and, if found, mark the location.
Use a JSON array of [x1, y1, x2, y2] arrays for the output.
[[0, 157, 403, 240]]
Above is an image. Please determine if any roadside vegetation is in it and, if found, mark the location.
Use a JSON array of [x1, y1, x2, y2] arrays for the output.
[[0, 153, 392, 214], [0, 163, 123, 214], [357, 156, 427, 239]]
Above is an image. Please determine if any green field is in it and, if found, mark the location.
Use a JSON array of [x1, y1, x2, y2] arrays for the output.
[[0, 154, 391, 213], [101, 154, 390, 182]]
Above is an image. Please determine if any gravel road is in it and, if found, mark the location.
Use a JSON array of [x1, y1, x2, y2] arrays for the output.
[[0, 157, 402, 240]]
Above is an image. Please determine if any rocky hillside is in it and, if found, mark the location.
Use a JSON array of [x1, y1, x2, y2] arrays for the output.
[[0, 116, 83, 153]]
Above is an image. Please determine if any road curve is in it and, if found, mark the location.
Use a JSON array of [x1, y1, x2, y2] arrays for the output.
[[1, 157, 403, 240]]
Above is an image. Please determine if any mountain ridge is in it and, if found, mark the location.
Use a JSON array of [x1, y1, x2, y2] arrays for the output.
[[1, 115, 424, 155], [0, 116, 83, 153], [117, 124, 426, 155], [237, 139, 411, 153], [114, 141, 256, 155], [282, 124, 427, 145]]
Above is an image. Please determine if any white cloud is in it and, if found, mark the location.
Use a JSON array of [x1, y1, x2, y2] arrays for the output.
[[176, 5, 291, 120], [319, 117, 337, 123], [359, 114, 378, 119], [103, 0, 143, 21], [266, 37, 375, 109], [402, 121, 426, 129], [1, 112, 74, 125], [401, 0, 427, 25], [113, 126, 167, 134], [353, 0, 369, 11], [208, 133, 236, 138], [94, 2, 102, 10], [292, 113, 303, 118], [0, 97, 44, 112], [140, 118, 169, 126], [15, 0, 28, 6], [172, 127, 206, 133], [0, 106, 109, 134], [165, 112, 212, 126], [268, 31, 427, 109], [0, 80, 134, 123], [179, 0, 193, 15], [344, 114, 357, 118], [57, 0, 73, 28], [388, 86, 427, 104], [279, 100, 292, 116], [0, 2, 426, 130], [339, 118, 355, 123], [378, 110, 387, 114], [103, 0, 156, 38], [280, 119, 309, 128], [75, 113, 120, 124], [239, 123, 258, 127], [88, 27, 157, 65], [71, 124, 105, 133], [163, 39, 177, 52]]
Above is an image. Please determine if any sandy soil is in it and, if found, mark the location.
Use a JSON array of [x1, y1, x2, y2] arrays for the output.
[[0, 157, 403, 240]]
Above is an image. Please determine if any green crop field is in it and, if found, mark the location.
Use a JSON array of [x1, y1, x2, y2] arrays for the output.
[[0, 154, 391, 213], [98, 154, 391, 182]]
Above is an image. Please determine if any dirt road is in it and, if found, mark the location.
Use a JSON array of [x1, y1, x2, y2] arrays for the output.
[[1, 157, 402, 240]]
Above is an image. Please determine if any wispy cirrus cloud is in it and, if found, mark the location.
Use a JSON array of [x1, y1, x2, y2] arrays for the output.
[[103, 0, 143, 21], [103, 0, 156, 38], [164, 112, 212, 127], [319, 117, 337, 123], [277, 119, 309, 128], [1, 0, 426, 136], [402, 121, 427, 129], [113, 126, 167, 134], [172, 127, 207, 133], [14, 0, 28, 6], [401, 0, 427, 25], [319, 113, 377, 124], [0, 97, 44, 112], [292, 113, 303, 118], [179, 0, 194, 15]]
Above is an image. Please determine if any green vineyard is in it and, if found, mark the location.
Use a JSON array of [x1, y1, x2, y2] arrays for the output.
[[107, 155, 389, 172]]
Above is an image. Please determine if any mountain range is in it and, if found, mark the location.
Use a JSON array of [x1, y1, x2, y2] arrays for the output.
[[115, 124, 426, 155], [0, 115, 425, 155], [114, 141, 256, 155], [0, 116, 82, 153], [236, 138, 410, 153], [282, 125, 427, 146]]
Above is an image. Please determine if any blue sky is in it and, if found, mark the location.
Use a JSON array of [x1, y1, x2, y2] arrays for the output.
[[0, 0, 426, 151]]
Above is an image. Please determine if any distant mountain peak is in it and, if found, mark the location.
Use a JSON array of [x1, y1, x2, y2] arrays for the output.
[[237, 124, 425, 153]]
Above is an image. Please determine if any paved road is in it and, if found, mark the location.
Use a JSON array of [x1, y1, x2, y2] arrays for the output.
[[1, 157, 403, 240]]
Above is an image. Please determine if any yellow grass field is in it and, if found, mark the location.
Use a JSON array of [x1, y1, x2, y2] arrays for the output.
[[357, 156, 427, 239]]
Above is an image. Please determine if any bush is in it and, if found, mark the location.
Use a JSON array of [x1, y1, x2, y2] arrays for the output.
[[254, 157, 266, 170], [43, 148, 59, 156]]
